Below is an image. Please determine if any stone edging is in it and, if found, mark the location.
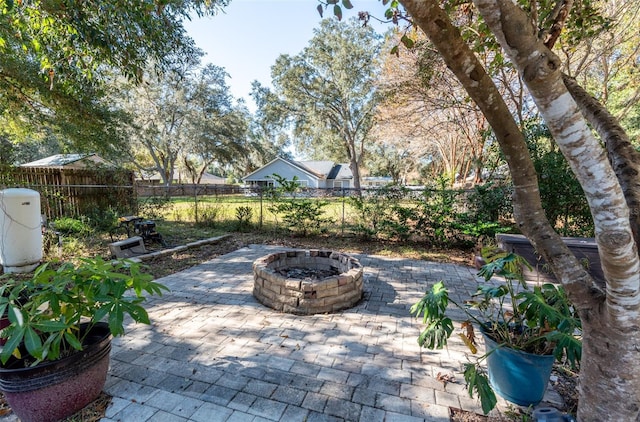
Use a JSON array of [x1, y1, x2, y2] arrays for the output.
[[117, 234, 232, 264]]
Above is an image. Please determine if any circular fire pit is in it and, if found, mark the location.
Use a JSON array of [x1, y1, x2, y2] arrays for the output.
[[253, 250, 363, 315]]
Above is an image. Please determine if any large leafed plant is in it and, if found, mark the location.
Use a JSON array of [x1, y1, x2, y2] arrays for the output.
[[411, 248, 582, 414], [0, 258, 167, 367]]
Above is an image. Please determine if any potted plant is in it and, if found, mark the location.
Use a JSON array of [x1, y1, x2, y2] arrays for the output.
[[410, 247, 582, 415], [0, 257, 167, 422]]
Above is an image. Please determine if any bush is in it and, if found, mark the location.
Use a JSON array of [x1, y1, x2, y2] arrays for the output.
[[269, 199, 332, 236], [192, 203, 221, 227], [414, 177, 466, 247], [138, 196, 171, 221], [51, 217, 93, 236], [235, 206, 253, 231]]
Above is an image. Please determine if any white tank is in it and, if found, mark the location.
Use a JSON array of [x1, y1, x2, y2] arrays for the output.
[[0, 188, 43, 273]]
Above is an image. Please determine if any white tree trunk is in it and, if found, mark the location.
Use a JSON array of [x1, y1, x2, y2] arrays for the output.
[[399, 0, 640, 418], [472, 0, 640, 419]]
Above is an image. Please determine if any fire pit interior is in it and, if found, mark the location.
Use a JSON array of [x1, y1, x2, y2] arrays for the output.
[[253, 250, 363, 315]]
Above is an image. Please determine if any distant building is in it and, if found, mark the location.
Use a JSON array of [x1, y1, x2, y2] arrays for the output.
[[361, 176, 394, 188], [20, 153, 115, 169], [242, 157, 353, 189]]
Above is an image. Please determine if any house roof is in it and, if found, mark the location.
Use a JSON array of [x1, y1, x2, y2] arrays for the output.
[[243, 157, 352, 181], [297, 161, 336, 178], [327, 164, 352, 180], [20, 154, 112, 168]]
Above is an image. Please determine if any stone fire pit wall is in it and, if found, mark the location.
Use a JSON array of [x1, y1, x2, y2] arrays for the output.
[[253, 250, 364, 315]]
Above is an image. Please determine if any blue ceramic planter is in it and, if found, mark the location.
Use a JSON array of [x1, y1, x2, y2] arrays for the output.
[[482, 329, 555, 406]]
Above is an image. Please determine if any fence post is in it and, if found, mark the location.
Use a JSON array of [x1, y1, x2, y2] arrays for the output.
[[341, 188, 346, 236], [259, 187, 263, 229]]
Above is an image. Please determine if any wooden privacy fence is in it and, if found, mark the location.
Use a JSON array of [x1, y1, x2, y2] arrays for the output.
[[0, 166, 136, 220]]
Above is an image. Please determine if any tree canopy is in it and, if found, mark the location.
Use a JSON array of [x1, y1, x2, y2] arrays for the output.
[[0, 0, 227, 157], [269, 18, 384, 190], [368, 0, 640, 418], [118, 62, 248, 186]]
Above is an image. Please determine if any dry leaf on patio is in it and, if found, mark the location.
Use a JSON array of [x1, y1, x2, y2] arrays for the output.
[[436, 372, 455, 386]]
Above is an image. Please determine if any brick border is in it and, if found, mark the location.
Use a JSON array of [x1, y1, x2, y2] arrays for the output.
[[253, 250, 363, 315]]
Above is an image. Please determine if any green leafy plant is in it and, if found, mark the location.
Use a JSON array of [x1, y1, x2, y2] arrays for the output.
[[0, 258, 168, 367], [267, 174, 332, 236], [414, 176, 465, 247], [410, 247, 582, 414], [51, 217, 93, 236], [192, 203, 221, 227], [235, 206, 253, 231]]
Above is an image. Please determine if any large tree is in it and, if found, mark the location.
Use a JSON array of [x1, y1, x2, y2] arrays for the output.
[[120, 63, 247, 186], [374, 31, 495, 186], [368, 0, 640, 419], [270, 18, 383, 190], [0, 0, 226, 156], [182, 64, 250, 183], [245, 81, 294, 174]]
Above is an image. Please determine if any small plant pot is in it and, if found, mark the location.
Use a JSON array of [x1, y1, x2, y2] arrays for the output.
[[482, 328, 555, 406], [0, 322, 111, 422]]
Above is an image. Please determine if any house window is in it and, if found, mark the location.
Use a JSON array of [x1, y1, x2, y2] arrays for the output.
[[252, 180, 274, 187], [295, 179, 308, 188], [333, 181, 343, 189]]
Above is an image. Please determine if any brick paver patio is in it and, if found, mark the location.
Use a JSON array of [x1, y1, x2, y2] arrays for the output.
[[96, 244, 559, 421]]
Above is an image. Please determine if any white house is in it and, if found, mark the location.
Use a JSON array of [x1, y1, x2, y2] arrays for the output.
[[242, 157, 353, 189]]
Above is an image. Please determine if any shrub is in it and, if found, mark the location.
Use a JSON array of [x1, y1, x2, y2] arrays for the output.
[[51, 217, 93, 236], [235, 206, 253, 231]]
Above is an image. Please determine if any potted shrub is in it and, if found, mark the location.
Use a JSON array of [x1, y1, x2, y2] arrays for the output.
[[0, 257, 167, 422], [410, 248, 582, 415]]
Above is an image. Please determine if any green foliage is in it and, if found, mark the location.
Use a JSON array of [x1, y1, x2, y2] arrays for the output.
[[122, 63, 250, 186], [467, 182, 512, 223], [410, 281, 454, 349], [270, 18, 382, 185], [463, 363, 497, 415], [267, 174, 332, 236], [193, 203, 221, 228], [348, 181, 511, 246], [270, 200, 332, 236], [138, 196, 171, 221], [51, 217, 93, 237], [348, 188, 392, 239], [412, 249, 582, 414], [0, 1, 226, 153], [0, 258, 167, 366], [82, 206, 122, 233], [414, 177, 467, 247], [349, 185, 417, 241], [526, 121, 593, 236], [518, 283, 582, 367], [235, 206, 253, 231]]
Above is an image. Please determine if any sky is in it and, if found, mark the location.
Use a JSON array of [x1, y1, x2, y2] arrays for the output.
[[183, 0, 392, 111]]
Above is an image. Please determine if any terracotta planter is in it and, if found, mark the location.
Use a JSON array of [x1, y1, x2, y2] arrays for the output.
[[0, 322, 111, 422]]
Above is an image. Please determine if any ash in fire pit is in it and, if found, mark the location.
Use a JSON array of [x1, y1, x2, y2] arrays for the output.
[[276, 266, 340, 281], [253, 250, 364, 315]]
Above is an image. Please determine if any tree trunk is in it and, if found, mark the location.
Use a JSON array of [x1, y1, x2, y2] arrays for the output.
[[398, 0, 595, 303], [563, 74, 640, 246], [401, 0, 640, 419], [477, 0, 640, 418], [350, 158, 362, 191]]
